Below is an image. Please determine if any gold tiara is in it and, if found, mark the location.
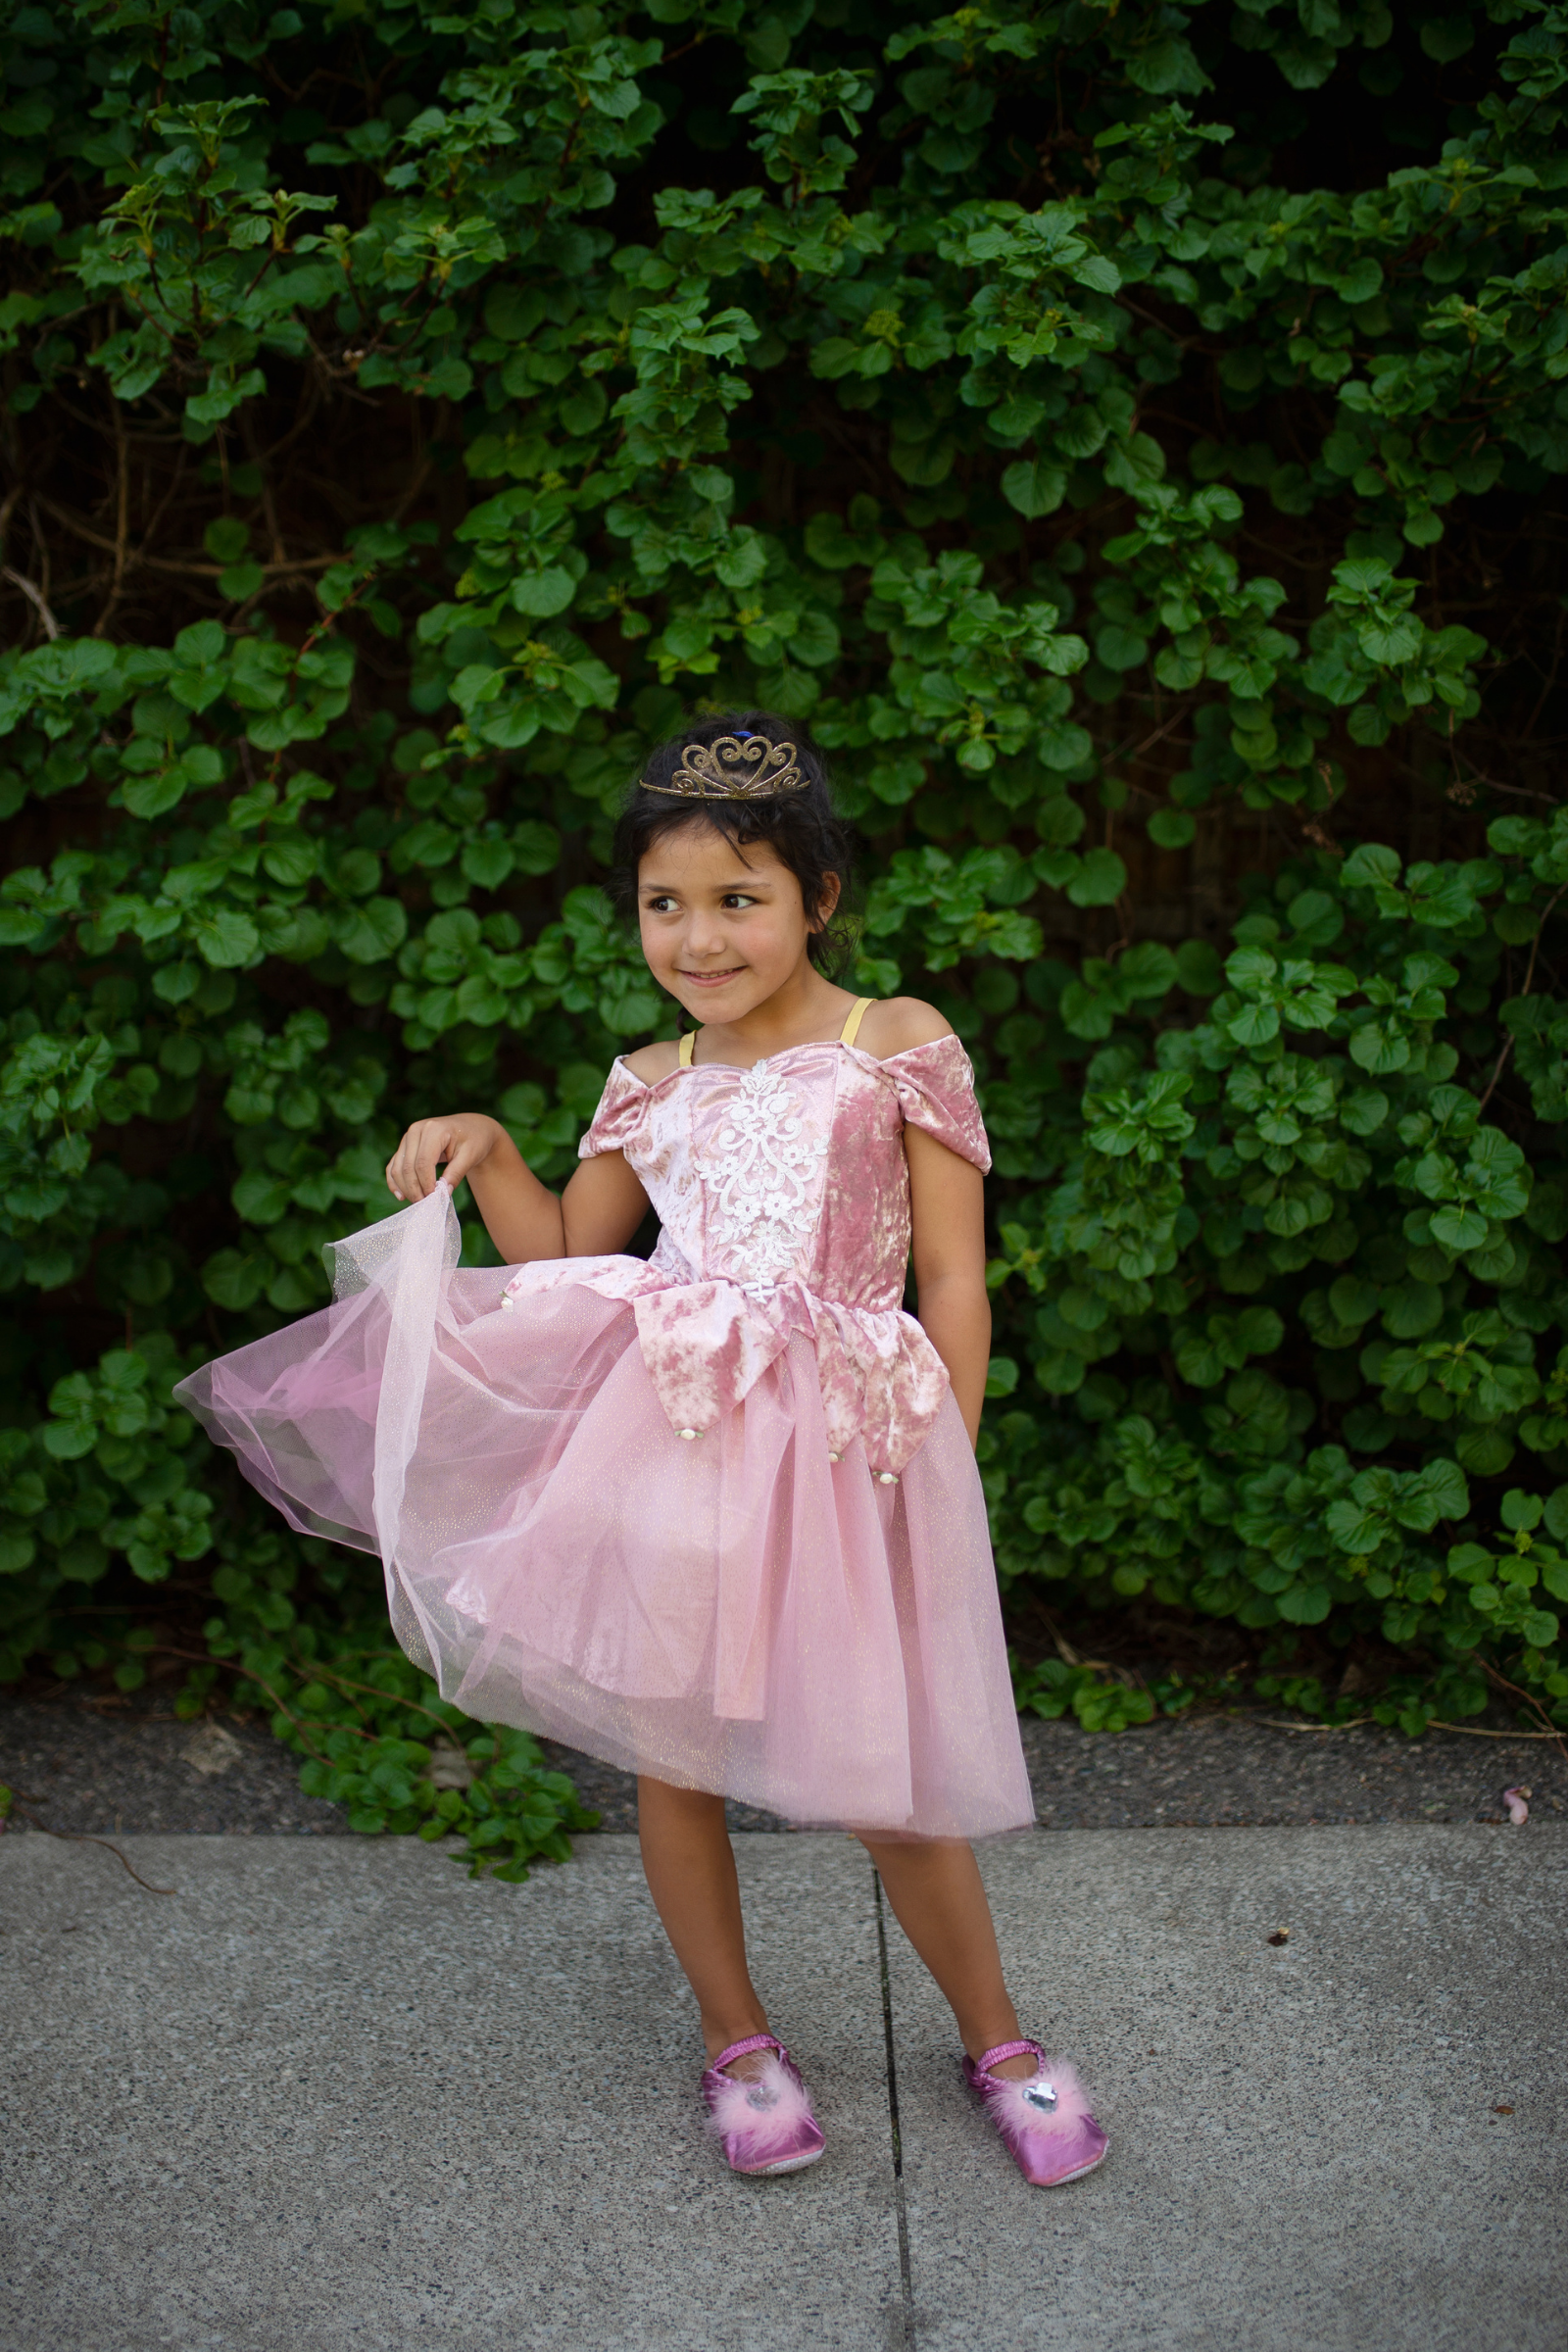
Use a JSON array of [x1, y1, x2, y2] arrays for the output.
[[644, 734, 807, 800]]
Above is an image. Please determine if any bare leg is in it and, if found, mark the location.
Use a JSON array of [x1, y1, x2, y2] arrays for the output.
[[638, 1776, 770, 2068], [859, 1835, 1036, 2081]]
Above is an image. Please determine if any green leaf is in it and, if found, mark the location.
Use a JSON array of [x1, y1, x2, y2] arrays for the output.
[[1228, 1001, 1281, 1048], [1430, 1203, 1488, 1251], [204, 518, 250, 565], [1341, 844, 1401, 891], [1421, 13, 1474, 62], [1174, 940, 1223, 996], [1276, 1583, 1333, 1626], [1065, 850, 1126, 908], [232, 1171, 293, 1226], [462, 837, 514, 890], [174, 621, 225, 668], [1382, 1283, 1442, 1339], [1037, 720, 1093, 771], [193, 910, 261, 968], [122, 767, 190, 820], [1001, 461, 1067, 519], [1409, 1458, 1469, 1524], [512, 568, 577, 618], [1095, 625, 1149, 673], [337, 898, 408, 963], [1340, 1088, 1389, 1137], [513, 823, 562, 876], [202, 1248, 270, 1309], [41, 1420, 97, 1461]]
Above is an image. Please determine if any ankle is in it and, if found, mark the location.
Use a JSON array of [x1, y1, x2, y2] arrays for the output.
[[702, 2019, 772, 2069], [962, 2026, 1035, 2081]]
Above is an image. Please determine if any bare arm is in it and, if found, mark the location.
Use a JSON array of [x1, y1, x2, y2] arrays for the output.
[[906, 1124, 992, 1448], [386, 1112, 650, 1264]]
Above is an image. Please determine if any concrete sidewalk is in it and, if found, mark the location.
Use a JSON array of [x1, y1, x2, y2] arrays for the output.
[[0, 1828, 1562, 2352]]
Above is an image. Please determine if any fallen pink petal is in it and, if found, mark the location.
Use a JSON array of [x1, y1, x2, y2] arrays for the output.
[[1502, 1787, 1531, 1827]]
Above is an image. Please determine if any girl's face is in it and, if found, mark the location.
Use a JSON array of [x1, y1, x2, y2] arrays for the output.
[[637, 820, 839, 1024]]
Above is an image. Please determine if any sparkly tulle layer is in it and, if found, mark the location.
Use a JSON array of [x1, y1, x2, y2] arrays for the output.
[[175, 1189, 1034, 1838]]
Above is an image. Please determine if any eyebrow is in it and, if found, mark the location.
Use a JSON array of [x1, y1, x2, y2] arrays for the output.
[[637, 872, 780, 895]]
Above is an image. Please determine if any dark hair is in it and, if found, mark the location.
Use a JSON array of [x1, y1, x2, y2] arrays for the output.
[[610, 710, 858, 976]]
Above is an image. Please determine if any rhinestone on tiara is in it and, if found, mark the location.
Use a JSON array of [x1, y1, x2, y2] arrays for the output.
[[645, 735, 807, 800]]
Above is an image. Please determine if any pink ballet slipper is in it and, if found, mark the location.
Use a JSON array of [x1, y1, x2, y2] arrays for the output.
[[701, 2034, 826, 2176], [962, 2040, 1107, 2187]]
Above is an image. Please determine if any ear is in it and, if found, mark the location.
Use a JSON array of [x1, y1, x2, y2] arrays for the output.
[[809, 870, 843, 931]]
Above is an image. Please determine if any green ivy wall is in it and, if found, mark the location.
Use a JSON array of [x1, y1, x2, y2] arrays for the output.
[[4, 0, 1568, 1828]]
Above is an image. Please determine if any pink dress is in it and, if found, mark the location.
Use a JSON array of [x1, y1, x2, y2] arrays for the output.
[[175, 1032, 1034, 1838]]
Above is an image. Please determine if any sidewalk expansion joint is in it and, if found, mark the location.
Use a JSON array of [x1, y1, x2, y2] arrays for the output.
[[873, 1864, 916, 2349]]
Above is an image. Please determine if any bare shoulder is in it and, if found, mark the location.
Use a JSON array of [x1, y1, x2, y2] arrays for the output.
[[856, 996, 956, 1060], [620, 1038, 683, 1084]]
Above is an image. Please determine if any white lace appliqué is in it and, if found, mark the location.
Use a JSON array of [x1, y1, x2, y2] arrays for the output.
[[703, 1062, 829, 1285]]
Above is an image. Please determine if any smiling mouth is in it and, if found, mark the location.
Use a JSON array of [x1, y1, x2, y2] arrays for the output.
[[678, 966, 747, 986]]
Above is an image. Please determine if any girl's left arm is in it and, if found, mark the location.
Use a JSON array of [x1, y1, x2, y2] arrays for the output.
[[906, 1124, 991, 1447]]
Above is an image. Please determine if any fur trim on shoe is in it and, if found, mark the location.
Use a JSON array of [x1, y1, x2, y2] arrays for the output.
[[704, 2053, 823, 2174], [973, 2054, 1094, 2138]]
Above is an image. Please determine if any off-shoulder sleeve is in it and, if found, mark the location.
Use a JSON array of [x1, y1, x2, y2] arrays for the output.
[[882, 1034, 992, 1173], [577, 1060, 649, 1158]]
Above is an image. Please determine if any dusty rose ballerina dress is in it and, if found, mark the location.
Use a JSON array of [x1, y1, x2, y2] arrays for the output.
[[175, 1000, 1034, 1838]]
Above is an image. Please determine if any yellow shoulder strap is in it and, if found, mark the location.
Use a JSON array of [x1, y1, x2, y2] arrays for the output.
[[839, 997, 874, 1050], [678, 1031, 696, 1067]]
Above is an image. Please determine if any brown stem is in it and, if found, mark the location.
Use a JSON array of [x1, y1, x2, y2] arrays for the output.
[[2, 1795, 175, 1893], [243, 408, 287, 566], [154, 1646, 340, 1764], [1254, 1716, 1374, 1733], [296, 1658, 462, 1738], [1518, 601, 1567, 744], [1426, 1720, 1563, 1740], [1477, 880, 1568, 1114], [1479, 1657, 1568, 1758], [2, 566, 61, 640], [93, 396, 131, 637], [32, 495, 339, 579]]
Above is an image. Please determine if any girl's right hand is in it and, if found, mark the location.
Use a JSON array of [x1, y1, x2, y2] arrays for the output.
[[386, 1113, 507, 1202]]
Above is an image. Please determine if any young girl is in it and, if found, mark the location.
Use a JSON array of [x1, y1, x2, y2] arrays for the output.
[[177, 714, 1107, 2189]]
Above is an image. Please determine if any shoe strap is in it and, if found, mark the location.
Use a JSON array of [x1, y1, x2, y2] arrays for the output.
[[974, 2037, 1045, 2077], [709, 2033, 784, 2073]]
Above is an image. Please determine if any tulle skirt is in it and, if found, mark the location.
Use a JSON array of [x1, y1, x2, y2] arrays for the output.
[[175, 1193, 1034, 1838]]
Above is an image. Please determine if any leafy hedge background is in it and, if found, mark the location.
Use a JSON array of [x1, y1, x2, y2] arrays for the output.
[[5, 0, 1568, 1858]]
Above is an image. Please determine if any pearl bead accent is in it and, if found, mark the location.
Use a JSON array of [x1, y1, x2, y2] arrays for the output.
[[827, 1451, 841, 1463], [679, 1427, 699, 1441], [878, 1471, 897, 1486]]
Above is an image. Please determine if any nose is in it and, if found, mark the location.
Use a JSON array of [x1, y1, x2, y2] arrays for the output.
[[681, 907, 732, 961]]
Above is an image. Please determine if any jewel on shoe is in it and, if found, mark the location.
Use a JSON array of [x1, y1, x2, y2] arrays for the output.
[[702, 2034, 826, 2176], [962, 2039, 1107, 2187]]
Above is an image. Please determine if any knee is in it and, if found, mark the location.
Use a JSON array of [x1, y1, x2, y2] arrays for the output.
[[856, 1831, 971, 1871]]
